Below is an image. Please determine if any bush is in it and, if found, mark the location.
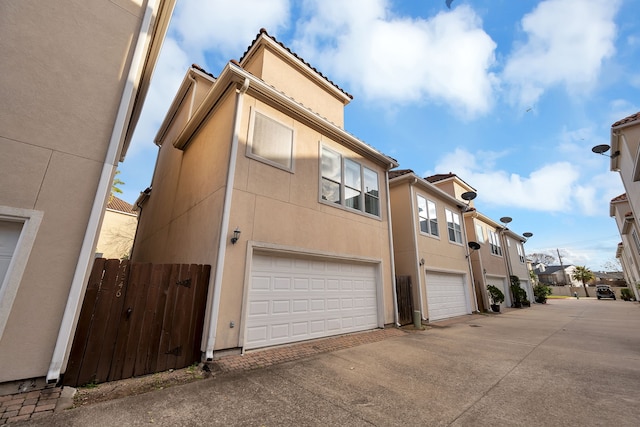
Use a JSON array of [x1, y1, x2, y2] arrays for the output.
[[621, 288, 634, 301], [533, 284, 552, 303], [487, 285, 504, 305]]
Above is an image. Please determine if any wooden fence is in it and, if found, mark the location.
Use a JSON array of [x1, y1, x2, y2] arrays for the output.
[[63, 259, 210, 387], [395, 275, 414, 326]]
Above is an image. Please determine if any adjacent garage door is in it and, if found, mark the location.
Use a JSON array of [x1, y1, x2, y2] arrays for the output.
[[425, 271, 468, 321], [244, 253, 379, 349]]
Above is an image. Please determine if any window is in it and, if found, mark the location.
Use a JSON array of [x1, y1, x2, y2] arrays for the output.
[[633, 229, 640, 255], [445, 209, 462, 243], [475, 223, 485, 243], [488, 230, 502, 256], [517, 243, 525, 263], [248, 110, 294, 170], [320, 147, 380, 216], [417, 195, 438, 236]]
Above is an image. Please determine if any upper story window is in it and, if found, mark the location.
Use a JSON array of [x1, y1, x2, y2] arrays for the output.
[[517, 243, 525, 263], [632, 229, 640, 255], [475, 223, 485, 243], [417, 195, 438, 237], [247, 109, 294, 171], [445, 209, 462, 244], [320, 146, 380, 217], [488, 230, 502, 256]]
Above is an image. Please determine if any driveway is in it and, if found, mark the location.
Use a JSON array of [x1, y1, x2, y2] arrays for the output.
[[27, 299, 640, 426]]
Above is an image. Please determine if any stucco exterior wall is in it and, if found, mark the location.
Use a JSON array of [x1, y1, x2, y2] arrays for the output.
[[243, 46, 346, 127], [133, 90, 237, 265], [0, 0, 148, 383], [95, 209, 137, 259], [212, 93, 394, 350]]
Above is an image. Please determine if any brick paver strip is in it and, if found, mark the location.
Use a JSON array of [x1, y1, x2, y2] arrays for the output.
[[211, 328, 406, 372]]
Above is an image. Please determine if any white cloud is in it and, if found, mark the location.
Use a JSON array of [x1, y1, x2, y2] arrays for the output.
[[293, 0, 497, 117], [171, 0, 290, 60], [425, 146, 623, 215], [503, 0, 621, 107]]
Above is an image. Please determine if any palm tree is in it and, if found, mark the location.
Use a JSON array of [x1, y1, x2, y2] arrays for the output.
[[110, 170, 124, 202], [572, 266, 595, 297]]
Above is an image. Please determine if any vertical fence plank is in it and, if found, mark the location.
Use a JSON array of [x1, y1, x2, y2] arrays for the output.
[[94, 260, 129, 383], [191, 265, 211, 360], [396, 275, 414, 326], [62, 258, 106, 386], [120, 262, 152, 379], [155, 264, 180, 373], [75, 259, 121, 386], [134, 263, 162, 377], [145, 264, 171, 375], [174, 264, 196, 369]]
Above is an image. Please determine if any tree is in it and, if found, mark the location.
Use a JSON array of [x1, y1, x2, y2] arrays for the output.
[[572, 266, 595, 297], [111, 170, 124, 201], [602, 258, 622, 272], [527, 253, 556, 266]]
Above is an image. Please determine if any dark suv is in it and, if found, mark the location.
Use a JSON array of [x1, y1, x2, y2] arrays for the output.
[[596, 285, 616, 300]]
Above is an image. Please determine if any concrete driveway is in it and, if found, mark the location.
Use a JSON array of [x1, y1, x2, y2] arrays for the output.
[[28, 298, 640, 426]]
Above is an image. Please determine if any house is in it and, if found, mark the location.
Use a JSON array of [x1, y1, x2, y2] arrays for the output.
[[600, 112, 640, 295], [388, 170, 477, 323], [95, 196, 138, 259], [533, 265, 581, 287], [610, 193, 640, 299], [0, 0, 176, 391], [591, 271, 626, 287], [132, 30, 399, 359], [425, 173, 534, 309]]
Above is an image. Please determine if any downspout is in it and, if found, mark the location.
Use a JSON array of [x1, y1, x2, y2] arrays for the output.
[[409, 179, 426, 320], [204, 77, 250, 360], [386, 169, 400, 327], [46, 0, 162, 384], [461, 207, 479, 312]]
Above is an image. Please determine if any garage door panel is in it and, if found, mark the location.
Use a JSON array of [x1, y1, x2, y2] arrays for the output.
[[426, 271, 468, 321], [246, 254, 378, 349]]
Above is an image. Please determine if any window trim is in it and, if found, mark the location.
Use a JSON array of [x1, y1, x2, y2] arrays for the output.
[[445, 208, 462, 245], [319, 144, 381, 218], [246, 108, 295, 172], [632, 229, 640, 255], [0, 206, 43, 339], [416, 195, 439, 238]]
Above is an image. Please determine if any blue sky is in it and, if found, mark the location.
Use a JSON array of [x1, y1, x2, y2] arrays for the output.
[[119, 0, 640, 271]]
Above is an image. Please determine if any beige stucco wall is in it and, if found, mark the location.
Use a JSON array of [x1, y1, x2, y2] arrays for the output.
[[0, 0, 148, 382], [389, 179, 475, 319], [95, 209, 138, 259], [616, 126, 640, 222], [242, 45, 346, 127]]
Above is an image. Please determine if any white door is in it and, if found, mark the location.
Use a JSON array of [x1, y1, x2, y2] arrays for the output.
[[0, 221, 23, 292], [245, 253, 379, 349], [425, 271, 468, 321]]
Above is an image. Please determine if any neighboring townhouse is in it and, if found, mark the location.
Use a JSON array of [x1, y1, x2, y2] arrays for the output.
[[388, 170, 477, 323], [595, 112, 640, 295], [0, 0, 175, 390], [425, 173, 532, 309], [610, 193, 640, 299], [95, 196, 138, 259], [464, 210, 511, 310], [132, 30, 398, 359]]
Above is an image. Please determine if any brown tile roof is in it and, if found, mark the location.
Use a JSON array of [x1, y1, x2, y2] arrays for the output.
[[191, 63, 215, 78], [388, 169, 413, 179], [612, 112, 640, 127], [610, 193, 627, 203], [107, 196, 137, 215], [425, 173, 456, 183], [239, 28, 353, 100]]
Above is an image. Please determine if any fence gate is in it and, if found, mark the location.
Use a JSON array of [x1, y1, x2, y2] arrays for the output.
[[395, 275, 414, 326], [63, 259, 211, 387]]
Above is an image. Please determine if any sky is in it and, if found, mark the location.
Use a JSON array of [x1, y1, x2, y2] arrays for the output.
[[118, 0, 640, 271]]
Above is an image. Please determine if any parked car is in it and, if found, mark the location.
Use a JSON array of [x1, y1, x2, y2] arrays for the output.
[[596, 285, 616, 300]]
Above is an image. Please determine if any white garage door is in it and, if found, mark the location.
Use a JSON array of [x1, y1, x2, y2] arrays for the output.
[[0, 221, 23, 292], [425, 271, 468, 321], [245, 253, 379, 349]]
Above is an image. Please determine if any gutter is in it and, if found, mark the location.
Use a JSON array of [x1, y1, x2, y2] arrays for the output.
[[46, 0, 172, 384], [203, 78, 250, 360]]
